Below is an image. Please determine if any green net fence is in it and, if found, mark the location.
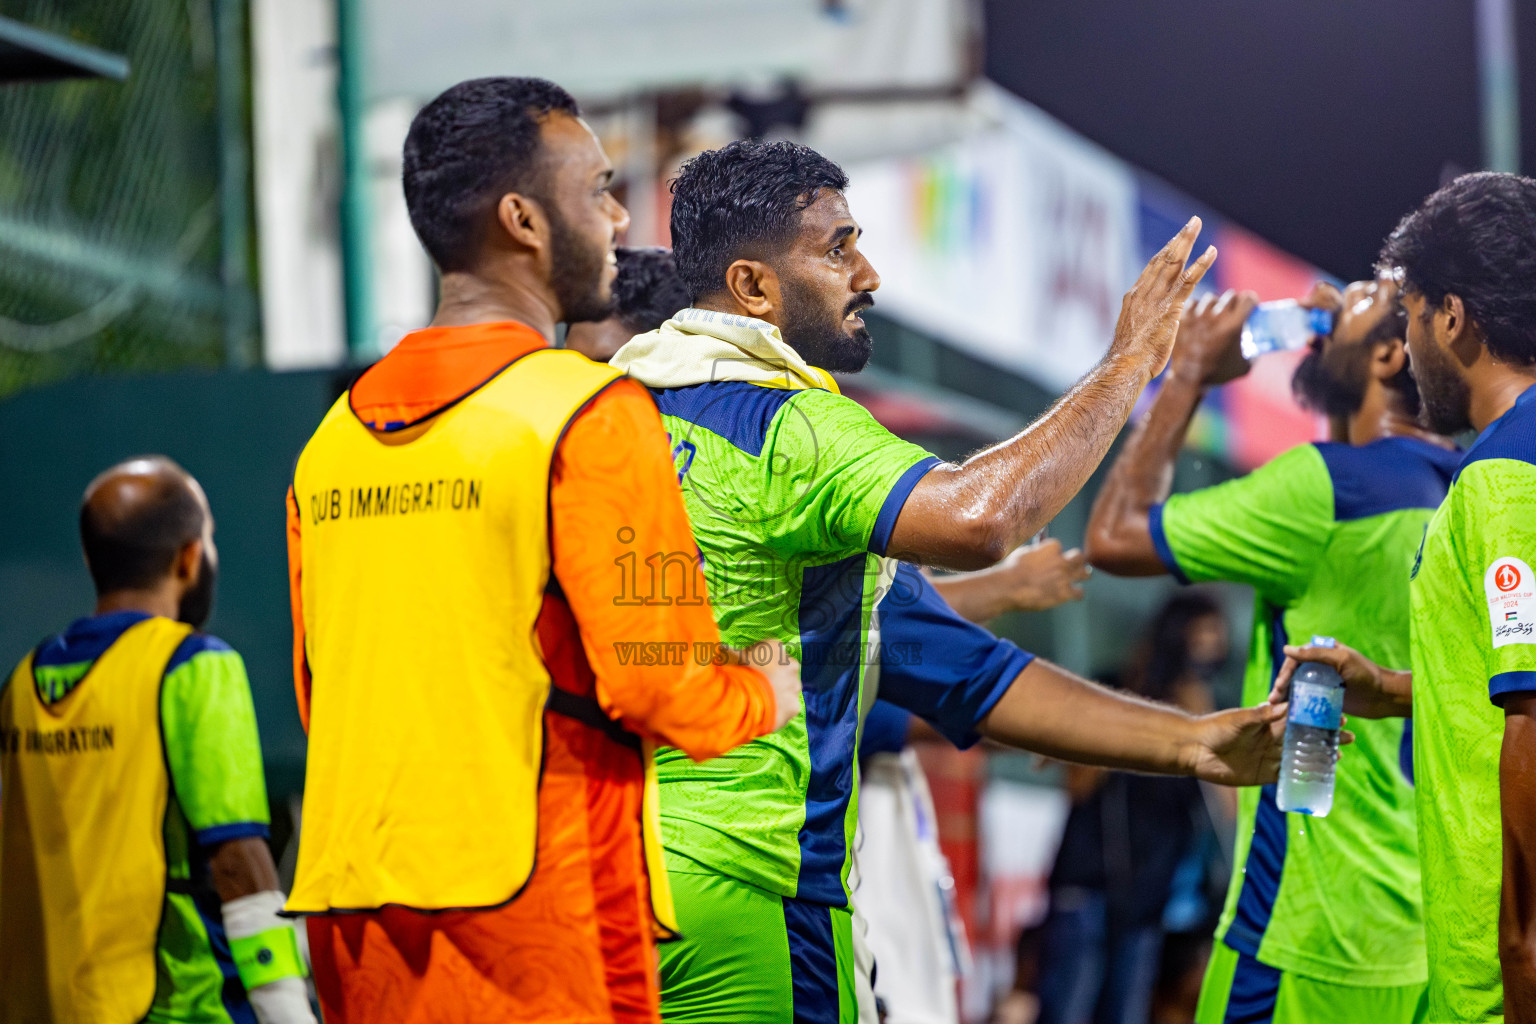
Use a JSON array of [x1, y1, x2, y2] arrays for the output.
[[0, 0, 254, 399]]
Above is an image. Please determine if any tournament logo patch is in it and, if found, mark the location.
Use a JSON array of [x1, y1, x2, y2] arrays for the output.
[[1486, 556, 1536, 647]]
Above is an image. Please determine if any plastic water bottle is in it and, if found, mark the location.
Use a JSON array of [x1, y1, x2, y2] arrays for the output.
[[1276, 641, 1344, 816], [1240, 300, 1335, 359]]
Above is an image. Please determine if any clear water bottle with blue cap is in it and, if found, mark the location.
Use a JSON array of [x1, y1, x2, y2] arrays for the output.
[[1240, 300, 1335, 359], [1276, 635, 1344, 816]]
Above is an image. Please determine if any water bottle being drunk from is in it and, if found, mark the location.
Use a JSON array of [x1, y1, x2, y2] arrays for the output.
[[1240, 300, 1335, 359], [1276, 636, 1344, 816]]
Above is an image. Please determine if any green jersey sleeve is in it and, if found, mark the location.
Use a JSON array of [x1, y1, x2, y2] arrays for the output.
[[1153, 443, 1334, 604], [159, 635, 271, 845], [767, 387, 940, 557], [1450, 460, 1536, 706]]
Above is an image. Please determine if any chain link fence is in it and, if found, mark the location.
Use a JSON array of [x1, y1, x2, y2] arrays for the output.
[[0, 0, 255, 399]]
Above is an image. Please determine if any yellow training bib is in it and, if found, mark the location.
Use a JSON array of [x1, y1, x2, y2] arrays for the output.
[[289, 349, 631, 913], [0, 616, 192, 1024]]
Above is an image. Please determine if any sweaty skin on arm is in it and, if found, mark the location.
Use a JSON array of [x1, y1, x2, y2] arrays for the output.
[[1085, 289, 1257, 575], [1502, 696, 1536, 1024], [978, 658, 1287, 785], [886, 219, 1218, 571], [288, 383, 783, 755]]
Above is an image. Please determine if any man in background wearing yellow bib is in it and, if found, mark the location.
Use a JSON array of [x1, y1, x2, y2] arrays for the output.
[[0, 456, 313, 1024]]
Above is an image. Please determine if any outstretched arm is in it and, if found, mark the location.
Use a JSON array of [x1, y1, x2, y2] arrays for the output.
[[1085, 289, 1255, 575], [1502, 696, 1536, 1024], [979, 658, 1287, 785], [928, 538, 1089, 623], [885, 219, 1217, 571]]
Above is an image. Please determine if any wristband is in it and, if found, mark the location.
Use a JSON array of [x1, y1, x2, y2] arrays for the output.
[[231, 925, 308, 990]]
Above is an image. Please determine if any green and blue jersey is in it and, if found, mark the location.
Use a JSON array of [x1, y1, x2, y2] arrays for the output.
[[652, 380, 1027, 907], [1152, 436, 1458, 988], [1411, 383, 1536, 1023], [20, 610, 270, 1024]]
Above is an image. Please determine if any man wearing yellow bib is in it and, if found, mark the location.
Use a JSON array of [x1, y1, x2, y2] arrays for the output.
[[0, 457, 313, 1024]]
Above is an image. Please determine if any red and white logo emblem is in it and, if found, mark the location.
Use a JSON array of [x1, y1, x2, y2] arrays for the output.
[[1488, 557, 1536, 648]]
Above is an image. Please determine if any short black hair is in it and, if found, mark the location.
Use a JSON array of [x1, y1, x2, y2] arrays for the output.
[[1380, 172, 1536, 366], [669, 139, 849, 302], [402, 77, 579, 272], [80, 458, 205, 595], [612, 247, 691, 333]]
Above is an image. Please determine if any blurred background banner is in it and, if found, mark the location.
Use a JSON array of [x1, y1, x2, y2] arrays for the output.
[[846, 87, 1140, 395]]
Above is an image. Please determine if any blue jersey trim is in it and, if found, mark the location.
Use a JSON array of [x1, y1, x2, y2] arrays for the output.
[[649, 381, 798, 458], [1226, 606, 1289, 955], [1399, 718, 1414, 786], [1314, 437, 1458, 521], [1227, 785, 1287, 957], [165, 633, 234, 676], [195, 821, 271, 848], [877, 563, 1033, 748], [783, 897, 838, 1021], [860, 700, 912, 762], [1455, 382, 1536, 484], [868, 456, 941, 556], [1222, 944, 1282, 1023], [794, 554, 869, 906], [1490, 671, 1536, 708], [32, 610, 152, 668], [1147, 504, 1191, 584], [173, 828, 258, 1024], [185, 843, 259, 1024]]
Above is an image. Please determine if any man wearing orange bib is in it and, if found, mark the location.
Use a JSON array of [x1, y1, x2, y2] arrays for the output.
[[285, 77, 800, 1024], [1, 457, 313, 1024]]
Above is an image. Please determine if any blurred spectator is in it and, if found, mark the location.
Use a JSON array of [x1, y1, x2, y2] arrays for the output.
[[1033, 593, 1230, 1024]]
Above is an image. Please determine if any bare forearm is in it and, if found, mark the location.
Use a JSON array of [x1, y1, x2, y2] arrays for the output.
[[978, 659, 1199, 775], [1085, 372, 1205, 575], [1377, 669, 1415, 717], [209, 836, 281, 903], [1502, 708, 1536, 1023], [929, 571, 1006, 623], [889, 351, 1157, 570]]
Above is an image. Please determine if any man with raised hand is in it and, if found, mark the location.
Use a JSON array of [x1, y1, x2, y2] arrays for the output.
[[1, 457, 313, 1024], [1277, 172, 1536, 1024], [285, 79, 799, 1024], [1085, 271, 1458, 1023], [610, 138, 1289, 1024]]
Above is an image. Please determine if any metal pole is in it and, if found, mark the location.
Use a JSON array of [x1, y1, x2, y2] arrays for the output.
[[214, 0, 256, 367], [1476, 0, 1521, 174], [336, 0, 374, 358]]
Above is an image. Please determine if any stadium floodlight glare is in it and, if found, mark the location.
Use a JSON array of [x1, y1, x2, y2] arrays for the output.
[[0, 16, 128, 85]]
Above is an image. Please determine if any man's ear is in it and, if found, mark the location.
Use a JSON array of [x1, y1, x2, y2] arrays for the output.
[[723, 260, 781, 321], [1442, 293, 1483, 367], [495, 192, 548, 254], [1372, 336, 1408, 380], [174, 538, 203, 586]]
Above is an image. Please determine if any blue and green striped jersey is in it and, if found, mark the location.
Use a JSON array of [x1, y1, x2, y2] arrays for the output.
[[1411, 383, 1536, 1023], [1153, 436, 1457, 987], [652, 379, 941, 906]]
